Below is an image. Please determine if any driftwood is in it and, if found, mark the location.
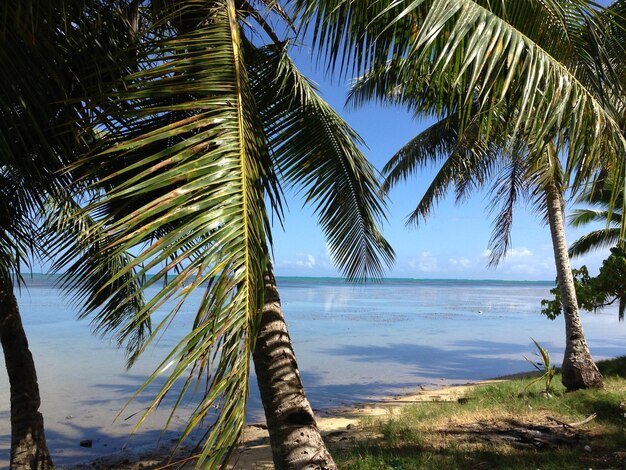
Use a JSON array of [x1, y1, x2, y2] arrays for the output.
[[448, 421, 581, 449], [546, 413, 597, 428]]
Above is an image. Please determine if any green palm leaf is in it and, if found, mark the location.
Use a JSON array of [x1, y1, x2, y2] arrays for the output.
[[247, 43, 395, 279], [569, 228, 622, 257], [299, 0, 626, 182], [71, 2, 273, 466], [43, 193, 149, 365], [568, 174, 625, 257], [569, 209, 621, 228]]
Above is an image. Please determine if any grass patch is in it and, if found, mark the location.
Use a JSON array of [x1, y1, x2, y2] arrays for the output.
[[333, 356, 626, 469]]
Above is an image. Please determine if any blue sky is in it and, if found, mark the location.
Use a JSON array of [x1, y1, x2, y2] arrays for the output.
[[270, 43, 613, 282]]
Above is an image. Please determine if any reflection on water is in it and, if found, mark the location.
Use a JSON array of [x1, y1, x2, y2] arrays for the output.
[[0, 276, 624, 465]]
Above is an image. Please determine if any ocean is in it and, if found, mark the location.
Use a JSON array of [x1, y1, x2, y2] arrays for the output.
[[1, 276, 623, 466]]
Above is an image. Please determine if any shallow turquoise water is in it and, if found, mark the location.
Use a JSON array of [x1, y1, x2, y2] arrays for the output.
[[1, 276, 623, 466]]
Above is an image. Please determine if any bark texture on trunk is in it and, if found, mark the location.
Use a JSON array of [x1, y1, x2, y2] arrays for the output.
[[252, 270, 337, 470], [545, 182, 603, 391], [0, 283, 54, 469]]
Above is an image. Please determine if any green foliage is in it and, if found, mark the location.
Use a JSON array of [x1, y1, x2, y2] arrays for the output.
[[541, 247, 626, 320], [304, 0, 626, 269], [596, 356, 626, 378], [523, 338, 556, 395], [568, 176, 624, 258]]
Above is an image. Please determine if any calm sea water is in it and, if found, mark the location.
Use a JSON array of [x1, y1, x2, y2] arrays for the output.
[[1, 276, 624, 466]]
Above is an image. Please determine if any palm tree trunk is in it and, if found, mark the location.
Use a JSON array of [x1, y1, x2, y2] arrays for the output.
[[0, 282, 54, 470], [252, 269, 337, 470], [545, 181, 603, 390]]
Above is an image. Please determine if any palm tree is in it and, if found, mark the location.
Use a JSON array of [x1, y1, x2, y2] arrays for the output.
[[0, 5, 92, 466], [31, 2, 394, 469], [0, 4, 150, 468], [0, 173, 54, 470], [298, 0, 626, 390]]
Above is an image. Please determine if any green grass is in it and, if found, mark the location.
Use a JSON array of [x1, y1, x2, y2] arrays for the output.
[[332, 356, 626, 470]]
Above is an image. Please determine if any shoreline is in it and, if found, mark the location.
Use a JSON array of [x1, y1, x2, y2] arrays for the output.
[[10, 277, 621, 469], [62, 371, 541, 469]]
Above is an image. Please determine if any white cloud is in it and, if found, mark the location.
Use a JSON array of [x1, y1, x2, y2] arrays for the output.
[[295, 253, 316, 268], [408, 251, 439, 273], [475, 245, 556, 279], [508, 247, 533, 258], [483, 247, 532, 259], [448, 257, 472, 268]]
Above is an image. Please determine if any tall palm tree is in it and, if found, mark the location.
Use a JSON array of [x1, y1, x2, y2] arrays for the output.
[[0, 4, 151, 468], [297, 0, 625, 390], [0, 172, 54, 470], [0, 5, 91, 466], [34, 2, 394, 469], [378, 110, 607, 390]]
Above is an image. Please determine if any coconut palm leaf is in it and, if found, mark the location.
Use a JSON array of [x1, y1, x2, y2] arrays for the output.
[[381, 116, 464, 193], [385, 108, 512, 219], [485, 151, 533, 266], [347, 58, 460, 119], [567, 173, 625, 257], [43, 194, 150, 365], [569, 228, 622, 258], [62, 2, 275, 466], [247, 43, 394, 279], [0, 167, 39, 286], [0, 1, 137, 186], [337, 0, 625, 270], [569, 209, 622, 227], [299, 0, 626, 185]]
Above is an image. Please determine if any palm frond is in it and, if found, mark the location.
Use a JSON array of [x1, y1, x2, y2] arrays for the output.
[[72, 2, 273, 466], [568, 173, 625, 257], [43, 193, 149, 366], [0, 168, 39, 287], [299, 0, 626, 179], [569, 209, 621, 228], [347, 58, 458, 119], [248, 43, 395, 279], [382, 116, 461, 195], [568, 229, 622, 257], [486, 154, 530, 266], [382, 109, 500, 226]]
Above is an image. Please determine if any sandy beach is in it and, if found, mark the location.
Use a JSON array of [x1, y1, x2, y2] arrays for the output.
[[62, 377, 515, 469], [228, 381, 480, 470]]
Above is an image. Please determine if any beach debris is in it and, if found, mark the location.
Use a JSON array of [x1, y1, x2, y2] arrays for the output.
[[448, 421, 580, 449], [79, 439, 93, 448], [546, 413, 597, 428]]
